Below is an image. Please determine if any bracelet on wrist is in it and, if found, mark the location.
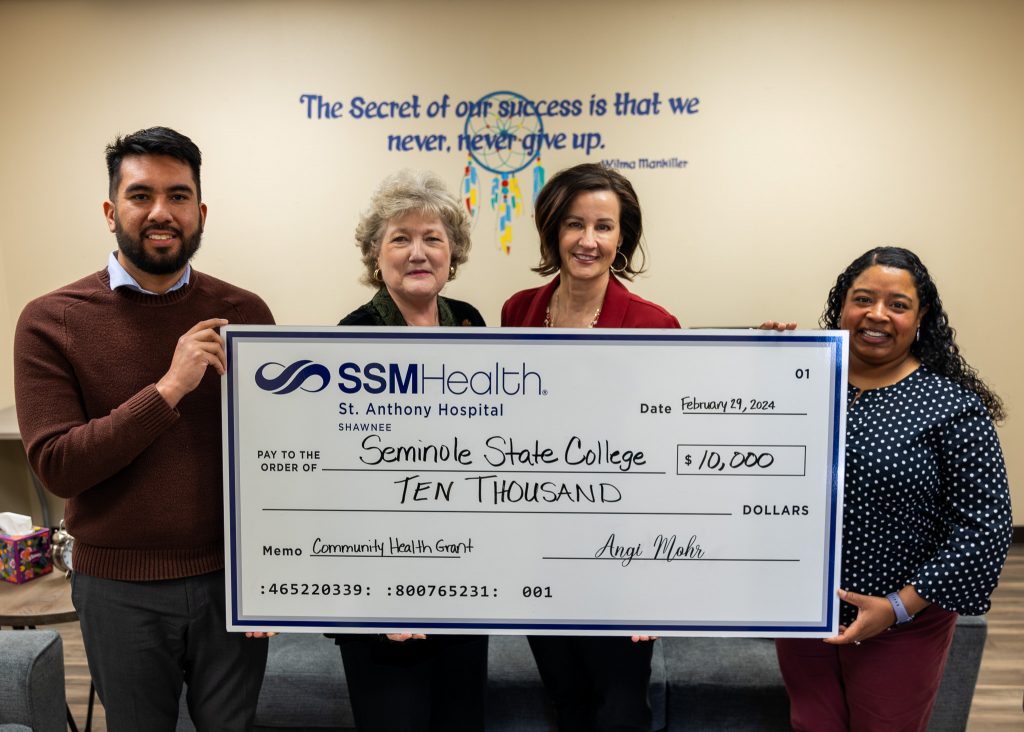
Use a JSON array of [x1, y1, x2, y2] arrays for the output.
[[886, 592, 914, 625]]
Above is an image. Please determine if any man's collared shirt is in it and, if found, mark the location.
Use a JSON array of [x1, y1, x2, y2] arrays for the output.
[[106, 251, 190, 294]]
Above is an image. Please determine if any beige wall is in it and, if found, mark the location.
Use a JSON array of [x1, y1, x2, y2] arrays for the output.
[[0, 245, 11, 407], [1, 0, 1021, 524]]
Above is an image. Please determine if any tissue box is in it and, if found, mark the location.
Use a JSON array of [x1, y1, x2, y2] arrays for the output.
[[0, 527, 52, 584]]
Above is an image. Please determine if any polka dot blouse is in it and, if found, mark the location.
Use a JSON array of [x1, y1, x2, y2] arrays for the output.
[[840, 366, 1012, 627]]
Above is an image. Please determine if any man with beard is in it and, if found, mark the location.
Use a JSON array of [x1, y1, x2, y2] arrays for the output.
[[14, 127, 273, 730]]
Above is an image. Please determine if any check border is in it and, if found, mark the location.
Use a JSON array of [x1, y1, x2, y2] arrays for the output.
[[224, 329, 846, 634]]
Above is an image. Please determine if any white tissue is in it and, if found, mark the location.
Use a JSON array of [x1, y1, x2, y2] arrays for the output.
[[0, 511, 34, 537]]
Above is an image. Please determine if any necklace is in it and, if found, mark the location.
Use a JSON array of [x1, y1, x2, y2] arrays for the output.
[[544, 292, 602, 328]]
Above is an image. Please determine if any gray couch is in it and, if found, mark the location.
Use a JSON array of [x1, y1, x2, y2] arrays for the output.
[[0, 629, 67, 732], [178, 616, 987, 731]]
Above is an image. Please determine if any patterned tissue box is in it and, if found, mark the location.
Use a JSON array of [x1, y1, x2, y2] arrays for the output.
[[0, 526, 52, 584]]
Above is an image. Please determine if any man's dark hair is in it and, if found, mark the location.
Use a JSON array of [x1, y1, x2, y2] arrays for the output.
[[105, 126, 202, 200]]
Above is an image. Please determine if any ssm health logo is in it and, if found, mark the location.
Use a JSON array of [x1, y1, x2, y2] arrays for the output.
[[255, 360, 331, 395], [254, 358, 544, 397]]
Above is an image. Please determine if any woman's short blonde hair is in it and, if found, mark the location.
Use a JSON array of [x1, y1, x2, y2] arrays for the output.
[[355, 170, 472, 287]]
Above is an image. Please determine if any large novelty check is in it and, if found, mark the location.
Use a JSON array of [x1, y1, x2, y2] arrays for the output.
[[223, 328, 847, 637]]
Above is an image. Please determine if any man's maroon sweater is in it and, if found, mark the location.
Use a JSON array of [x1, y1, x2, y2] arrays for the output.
[[14, 269, 274, 580]]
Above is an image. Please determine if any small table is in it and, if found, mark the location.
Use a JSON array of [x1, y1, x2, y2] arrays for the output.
[[0, 570, 93, 731], [0, 569, 76, 625]]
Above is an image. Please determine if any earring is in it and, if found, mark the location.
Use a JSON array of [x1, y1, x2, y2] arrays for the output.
[[610, 249, 628, 274], [915, 326, 920, 342], [373, 267, 383, 283], [449, 265, 456, 280]]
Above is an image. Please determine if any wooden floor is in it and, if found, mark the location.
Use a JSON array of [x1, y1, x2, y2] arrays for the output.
[[971, 543, 1024, 731], [52, 545, 1024, 731]]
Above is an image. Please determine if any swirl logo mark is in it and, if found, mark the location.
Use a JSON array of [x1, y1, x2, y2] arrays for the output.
[[255, 360, 331, 395]]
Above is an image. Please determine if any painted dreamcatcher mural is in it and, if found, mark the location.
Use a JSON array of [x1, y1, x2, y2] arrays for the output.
[[460, 91, 546, 254]]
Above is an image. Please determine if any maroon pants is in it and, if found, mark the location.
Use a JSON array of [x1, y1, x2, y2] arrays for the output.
[[775, 606, 958, 732]]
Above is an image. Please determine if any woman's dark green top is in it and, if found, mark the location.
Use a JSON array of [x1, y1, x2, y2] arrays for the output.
[[338, 287, 485, 327], [328, 286, 484, 645]]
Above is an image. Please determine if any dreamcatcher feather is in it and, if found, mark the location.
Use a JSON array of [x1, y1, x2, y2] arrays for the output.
[[461, 154, 479, 221]]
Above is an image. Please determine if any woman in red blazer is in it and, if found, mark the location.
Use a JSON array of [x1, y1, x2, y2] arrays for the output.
[[501, 165, 679, 331], [502, 163, 679, 731]]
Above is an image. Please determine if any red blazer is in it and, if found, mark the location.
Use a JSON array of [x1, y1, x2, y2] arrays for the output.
[[501, 275, 681, 328]]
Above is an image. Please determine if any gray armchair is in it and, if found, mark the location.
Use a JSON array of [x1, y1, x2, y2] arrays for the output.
[[176, 615, 989, 731], [0, 630, 67, 732]]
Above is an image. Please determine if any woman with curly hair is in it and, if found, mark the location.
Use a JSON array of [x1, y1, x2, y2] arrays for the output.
[[332, 169, 487, 731], [775, 246, 1012, 732]]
